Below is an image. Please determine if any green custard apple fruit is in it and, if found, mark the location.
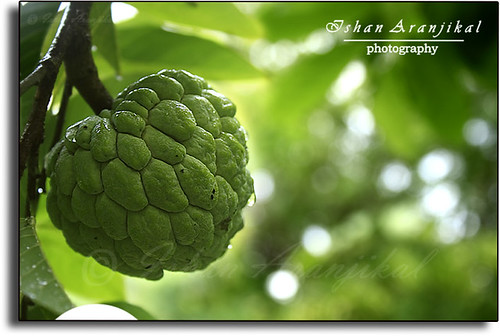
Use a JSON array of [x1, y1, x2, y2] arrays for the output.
[[45, 69, 254, 280]]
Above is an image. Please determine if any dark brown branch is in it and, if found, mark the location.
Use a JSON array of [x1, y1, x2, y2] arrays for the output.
[[19, 2, 113, 179], [19, 5, 72, 178], [26, 146, 40, 217], [20, 65, 46, 96], [19, 70, 58, 179], [63, 2, 113, 114], [20, 6, 72, 96]]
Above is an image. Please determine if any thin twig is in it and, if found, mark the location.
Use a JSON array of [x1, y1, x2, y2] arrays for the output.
[[50, 79, 73, 149], [20, 65, 47, 96], [38, 79, 73, 194], [26, 147, 40, 216]]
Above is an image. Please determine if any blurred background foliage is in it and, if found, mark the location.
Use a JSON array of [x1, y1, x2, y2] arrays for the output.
[[20, 2, 497, 320]]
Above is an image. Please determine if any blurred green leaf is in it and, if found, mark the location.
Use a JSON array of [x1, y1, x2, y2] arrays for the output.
[[105, 301, 157, 320], [116, 26, 262, 80], [257, 2, 374, 41], [372, 66, 437, 161], [90, 2, 121, 75], [126, 2, 263, 39], [36, 196, 126, 305], [40, 9, 64, 57], [398, 56, 471, 147], [372, 54, 472, 160], [20, 2, 60, 80], [20, 217, 73, 316], [263, 44, 363, 141]]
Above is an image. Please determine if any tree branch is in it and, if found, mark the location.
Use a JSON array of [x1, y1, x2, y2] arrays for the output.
[[26, 146, 40, 217], [20, 5, 72, 96], [19, 70, 58, 179], [19, 5, 72, 179], [19, 2, 113, 179], [63, 2, 113, 114], [19, 65, 46, 96]]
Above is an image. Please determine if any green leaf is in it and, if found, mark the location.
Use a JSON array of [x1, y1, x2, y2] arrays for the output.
[[90, 2, 121, 75], [20, 217, 73, 316], [35, 195, 126, 305], [40, 9, 64, 57], [397, 56, 471, 147], [105, 301, 157, 320], [372, 66, 437, 161], [20, 2, 60, 80], [116, 26, 262, 80], [125, 2, 263, 39], [371, 54, 472, 161], [263, 44, 363, 141]]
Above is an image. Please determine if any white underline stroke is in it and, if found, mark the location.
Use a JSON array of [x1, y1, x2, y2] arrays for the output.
[[344, 39, 464, 42]]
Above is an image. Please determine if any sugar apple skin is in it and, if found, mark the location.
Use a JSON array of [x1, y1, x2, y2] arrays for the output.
[[45, 69, 254, 280]]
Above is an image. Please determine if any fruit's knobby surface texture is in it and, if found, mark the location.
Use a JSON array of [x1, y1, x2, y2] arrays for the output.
[[45, 69, 254, 280]]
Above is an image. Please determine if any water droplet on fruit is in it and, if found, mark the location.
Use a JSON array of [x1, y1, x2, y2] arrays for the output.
[[247, 193, 256, 207]]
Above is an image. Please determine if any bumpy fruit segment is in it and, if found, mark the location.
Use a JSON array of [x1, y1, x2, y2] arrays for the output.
[[46, 69, 254, 280]]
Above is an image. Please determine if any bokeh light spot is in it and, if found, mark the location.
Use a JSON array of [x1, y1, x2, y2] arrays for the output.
[[463, 118, 492, 147], [437, 211, 467, 244], [417, 149, 456, 184], [300, 29, 335, 55], [302, 225, 332, 256], [111, 2, 138, 23], [327, 61, 366, 104], [266, 270, 299, 303], [345, 105, 375, 137], [421, 183, 460, 218], [250, 39, 299, 71], [378, 162, 412, 193], [252, 169, 275, 203], [339, 130, 370, 155]]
